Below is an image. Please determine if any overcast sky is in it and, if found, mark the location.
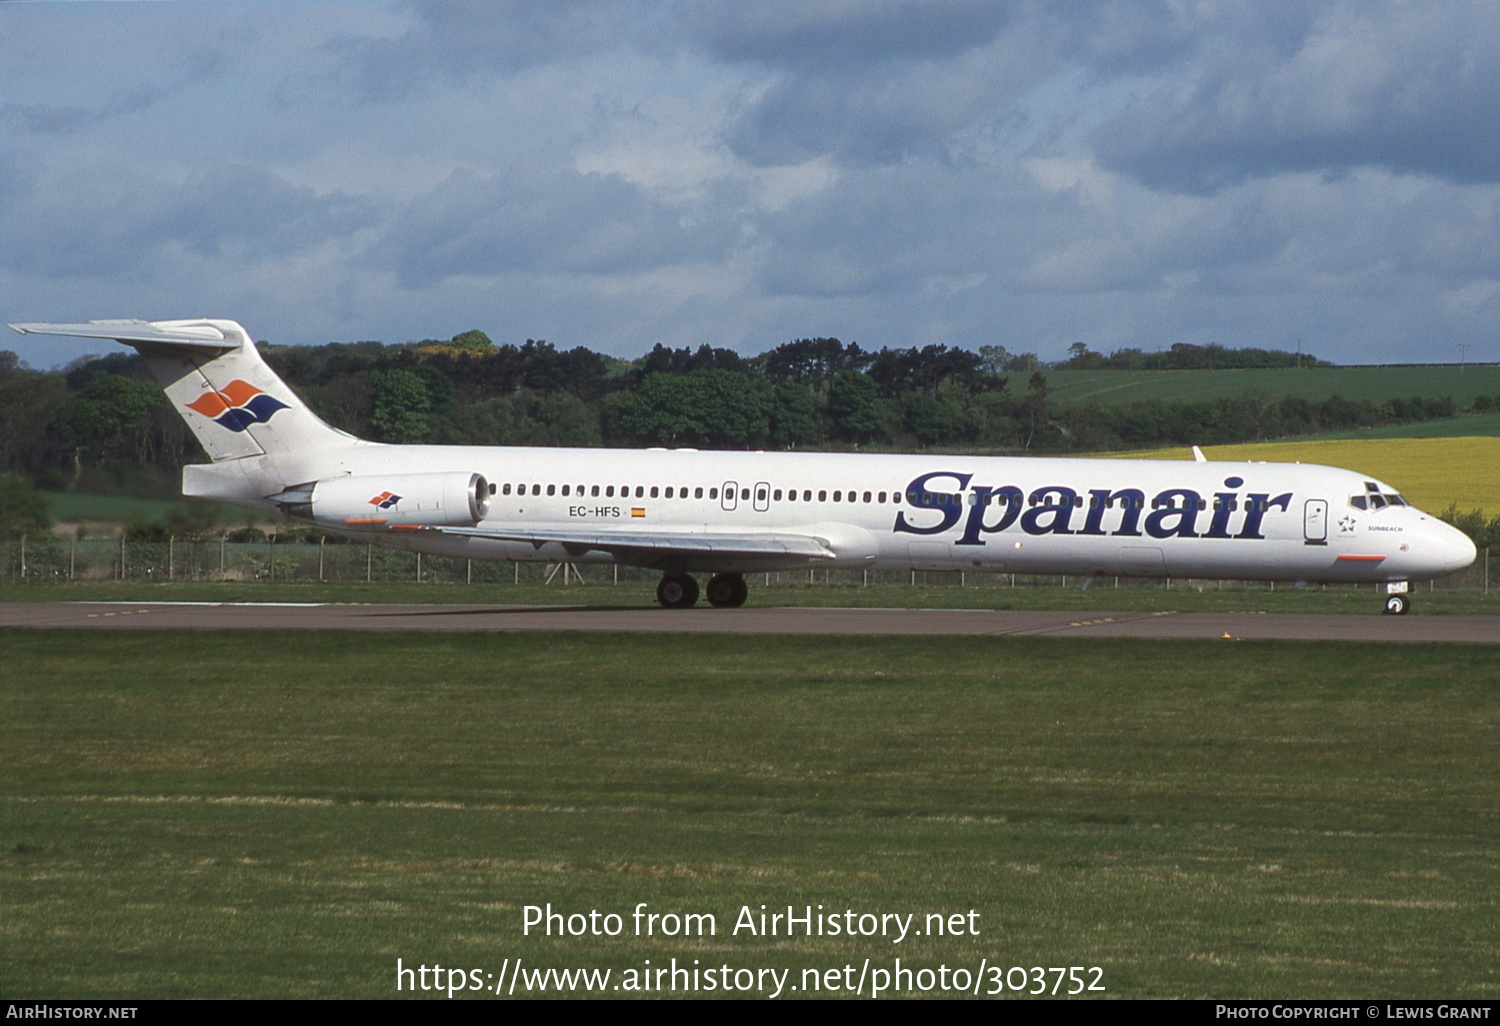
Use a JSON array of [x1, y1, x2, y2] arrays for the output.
[[4, 0, 1500, 368]]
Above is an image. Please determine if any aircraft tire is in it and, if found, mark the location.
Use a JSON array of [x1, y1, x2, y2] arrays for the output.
[[706, 573, 748, 608], [657, 573, 699, 609], [1383, 593, 1410, 616]]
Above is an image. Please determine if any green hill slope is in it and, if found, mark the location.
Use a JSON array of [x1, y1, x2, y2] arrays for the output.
[[1044, 365, 1500, 408]]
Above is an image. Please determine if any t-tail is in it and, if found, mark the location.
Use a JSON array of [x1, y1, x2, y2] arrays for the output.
[[9, 318, 365, 507]]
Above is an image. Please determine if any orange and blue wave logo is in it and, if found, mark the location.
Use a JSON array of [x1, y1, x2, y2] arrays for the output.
[[184, 380, 290, 432], [369, 491, 402, 509]]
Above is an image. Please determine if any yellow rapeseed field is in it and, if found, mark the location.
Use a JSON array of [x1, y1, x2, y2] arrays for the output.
[[1109, 437, 1500, 515]]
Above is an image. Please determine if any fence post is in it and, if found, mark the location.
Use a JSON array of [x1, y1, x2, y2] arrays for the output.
[[366, 544, 372, 583], [120, 535, 126, 580], [268, 534, 275, 582], [69, 538, 75, 580], [415, 551, 422, 583], [319, 537, 326, 582], [168, 536, 174, 580]]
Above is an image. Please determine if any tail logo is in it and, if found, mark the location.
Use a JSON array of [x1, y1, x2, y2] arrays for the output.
[[369, 491, 402, 509], [185, 380, 290, 432]]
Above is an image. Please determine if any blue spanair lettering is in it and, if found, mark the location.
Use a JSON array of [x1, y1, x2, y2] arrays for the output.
[[1145, 488, 1203, 539], [957, 485, 1024, 545], [894, 475, 1291, 542], [1235, 492, 1293, 540], [1021, 487, 1079, 535], [1203, 477, 1245, 539], [1080, 488, 1145, 537], [893, 471, 974, 536]]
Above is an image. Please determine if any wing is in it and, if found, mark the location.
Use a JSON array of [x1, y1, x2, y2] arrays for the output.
[[429, 522, 834, 565]]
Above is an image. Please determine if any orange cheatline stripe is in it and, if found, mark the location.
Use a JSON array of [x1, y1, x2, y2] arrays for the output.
[[388, 524, 421, 531], [344, 518, 387, 525]]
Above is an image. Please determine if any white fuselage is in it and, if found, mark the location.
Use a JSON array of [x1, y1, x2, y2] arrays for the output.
[[195, 441, 1477, 584]]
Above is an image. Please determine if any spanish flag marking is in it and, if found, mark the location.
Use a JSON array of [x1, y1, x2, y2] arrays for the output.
[[631, 508, 646, 518]]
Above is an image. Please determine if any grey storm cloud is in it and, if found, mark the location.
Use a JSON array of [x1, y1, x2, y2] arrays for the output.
[[327, 0, 665, 100], [1091, 1, 1500, 192], [0, 165, 377, 278], [372, 165, 742, 286], [679, 0, 1016, 67], [5, 0, 1500, 365]]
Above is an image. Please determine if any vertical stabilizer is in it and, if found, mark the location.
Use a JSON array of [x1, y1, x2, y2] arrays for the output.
[[9, 318, 358, 463]]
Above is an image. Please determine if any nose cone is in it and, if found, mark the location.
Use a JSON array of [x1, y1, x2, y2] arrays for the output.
[[1433, 520, 1478, 575]]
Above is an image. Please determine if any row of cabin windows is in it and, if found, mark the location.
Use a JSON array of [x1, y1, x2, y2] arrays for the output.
[[500, 482, 913, 503], [496, 483, 1253, 512]]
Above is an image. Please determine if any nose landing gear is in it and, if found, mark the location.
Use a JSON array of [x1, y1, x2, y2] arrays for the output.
[[1383, 593, 1410, 615]]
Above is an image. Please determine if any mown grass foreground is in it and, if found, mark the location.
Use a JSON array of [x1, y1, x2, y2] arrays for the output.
[[6, 578, 1500, 616], [3, 631, 1498, 999]]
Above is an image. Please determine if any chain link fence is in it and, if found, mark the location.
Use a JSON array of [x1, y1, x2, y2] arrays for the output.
[[1, 534, 1491, 593]]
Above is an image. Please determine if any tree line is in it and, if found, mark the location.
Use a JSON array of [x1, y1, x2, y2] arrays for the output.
[[1, 334, 1496, 543]]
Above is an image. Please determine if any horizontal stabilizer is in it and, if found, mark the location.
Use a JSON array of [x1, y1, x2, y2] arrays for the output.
[[9, 319, 242, 351]]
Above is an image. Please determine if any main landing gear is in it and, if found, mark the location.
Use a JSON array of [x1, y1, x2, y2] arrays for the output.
[[655, 572, 748, 609]]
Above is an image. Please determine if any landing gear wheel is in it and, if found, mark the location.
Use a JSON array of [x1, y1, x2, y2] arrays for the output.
[[1383, 593, 1410, 616], [656, 574, 699, 609], [706, 573, 749, 608]]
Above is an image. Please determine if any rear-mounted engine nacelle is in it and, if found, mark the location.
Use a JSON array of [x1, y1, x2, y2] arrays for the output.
[[274, 472, 491, 528]]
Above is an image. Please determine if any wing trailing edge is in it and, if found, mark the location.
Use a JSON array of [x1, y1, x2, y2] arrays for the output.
[[430, 523, 834, 562]]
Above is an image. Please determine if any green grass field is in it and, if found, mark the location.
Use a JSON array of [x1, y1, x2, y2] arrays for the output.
[[1291, 412, 1500, 440], [4, 631, 1498, 999], [1044, 365, 1500, 409], [4, 578, 1498, 615]]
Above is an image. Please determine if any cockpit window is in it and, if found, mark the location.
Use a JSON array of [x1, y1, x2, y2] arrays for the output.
[[1352, 480, 1407, 511]]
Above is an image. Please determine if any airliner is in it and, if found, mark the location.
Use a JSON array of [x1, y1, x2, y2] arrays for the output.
[[11, 318, 1477, 614]]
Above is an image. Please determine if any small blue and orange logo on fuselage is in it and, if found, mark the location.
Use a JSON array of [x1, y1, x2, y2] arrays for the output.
[[369, 491, 402, 509], [185, 380, 290, 432]]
